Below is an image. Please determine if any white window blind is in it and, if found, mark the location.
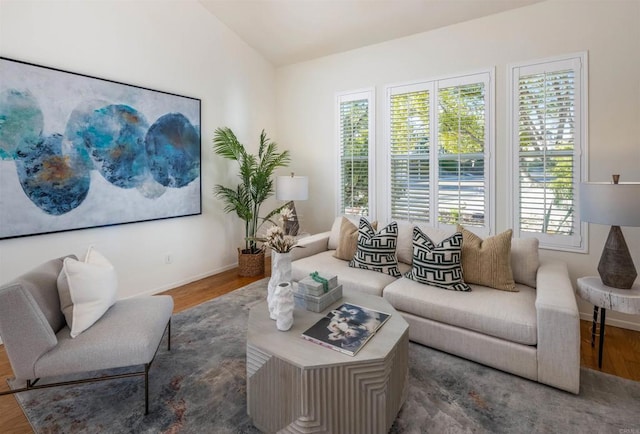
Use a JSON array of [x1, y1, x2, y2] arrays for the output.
[[389, 89, 431, 222], [510, 54, 586, 251], [387, 71, 493, 232], [337, 90, 374, 216], [437, 81, 486, 227]]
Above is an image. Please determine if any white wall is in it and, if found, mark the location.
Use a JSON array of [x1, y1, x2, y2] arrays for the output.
[[276, 0, 640, 329], [0, 0, 277, 298]]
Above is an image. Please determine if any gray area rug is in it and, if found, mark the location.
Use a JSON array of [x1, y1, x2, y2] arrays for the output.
[[9, 278, 640, 433]]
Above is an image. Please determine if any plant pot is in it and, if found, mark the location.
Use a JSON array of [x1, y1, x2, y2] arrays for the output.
[[238, 248, 265, 277]]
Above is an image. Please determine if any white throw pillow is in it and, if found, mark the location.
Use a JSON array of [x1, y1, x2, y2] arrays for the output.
[[57, 247, 118, 338]]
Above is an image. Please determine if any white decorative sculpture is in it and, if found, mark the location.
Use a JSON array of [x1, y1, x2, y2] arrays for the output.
[[268, 252, 292, 320], [274, 282, 294, 331]]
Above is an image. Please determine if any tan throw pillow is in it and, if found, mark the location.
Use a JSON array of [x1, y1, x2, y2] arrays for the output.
[[333, 217, 377, 261], [457, 225, 517, 292]]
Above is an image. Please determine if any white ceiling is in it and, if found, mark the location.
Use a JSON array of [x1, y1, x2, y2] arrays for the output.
[[199, 0, 543, 66]]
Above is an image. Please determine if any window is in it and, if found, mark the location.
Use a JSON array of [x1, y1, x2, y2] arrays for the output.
[[437, 80, 487, 227], [337, 89, 374, 216], [509, 53, 587, 251], [387, 71, 493, 233], [389, 87, 431, 222]]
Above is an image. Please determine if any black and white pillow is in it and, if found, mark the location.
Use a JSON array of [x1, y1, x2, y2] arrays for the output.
[[349, 219, 401, 277], [405, 227, 471, 291]]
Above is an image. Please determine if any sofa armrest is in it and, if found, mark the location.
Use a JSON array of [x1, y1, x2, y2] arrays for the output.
[[291, 231, 331, 262], [535, 260, 580, 393], [0, 284, 58, 380]]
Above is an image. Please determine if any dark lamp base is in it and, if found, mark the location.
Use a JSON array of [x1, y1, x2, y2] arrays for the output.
[[598, 226, 637, 289]]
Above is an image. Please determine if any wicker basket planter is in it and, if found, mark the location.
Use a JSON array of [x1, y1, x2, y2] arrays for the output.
[[238, 249, 265, 277]]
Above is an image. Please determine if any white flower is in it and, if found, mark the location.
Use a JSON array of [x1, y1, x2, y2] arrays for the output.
[[279, 207, 294, 221], [265, 225, 283, 240], [254, 207, 303, 253]]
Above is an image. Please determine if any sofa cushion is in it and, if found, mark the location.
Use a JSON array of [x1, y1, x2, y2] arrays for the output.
[[349, 219, 401, 277], [57, 247, 118, 338], [405, 228, 470, 292], [458, 226, 516, 292], [293, 251, 410, 296], [383, 277, 537, 345], [333, 217, 377, 261], [511, 237, 539, 288]]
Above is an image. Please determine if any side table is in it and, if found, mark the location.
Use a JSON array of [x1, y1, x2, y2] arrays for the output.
[[576, 276, 640, 368]]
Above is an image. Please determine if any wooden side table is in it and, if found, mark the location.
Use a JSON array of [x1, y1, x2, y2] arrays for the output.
[[576, 276, 640, 368]]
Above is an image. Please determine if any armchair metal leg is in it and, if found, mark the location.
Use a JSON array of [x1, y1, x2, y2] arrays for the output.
[[168, 319, 171, 351]]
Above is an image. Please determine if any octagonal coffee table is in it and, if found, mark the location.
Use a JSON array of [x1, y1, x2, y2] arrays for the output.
[[246, 287, 409, 434]]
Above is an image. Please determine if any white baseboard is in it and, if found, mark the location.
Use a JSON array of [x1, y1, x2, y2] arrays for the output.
[[125, 262, 239, 299], [579, 311, 640, 332]]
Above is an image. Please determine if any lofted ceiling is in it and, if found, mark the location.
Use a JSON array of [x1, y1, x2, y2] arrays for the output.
[[199, 0, 544, 66]]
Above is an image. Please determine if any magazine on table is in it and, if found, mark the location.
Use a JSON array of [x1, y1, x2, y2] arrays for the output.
[[301, 303, 391, 356]]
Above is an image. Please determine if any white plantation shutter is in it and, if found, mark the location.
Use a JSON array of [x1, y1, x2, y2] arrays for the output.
[[337, 90, 374, 216], [387, 71, 493, 233], [389, 87, 431, 222], [510, 54, 586, 251], [437, 79, 488, 228]]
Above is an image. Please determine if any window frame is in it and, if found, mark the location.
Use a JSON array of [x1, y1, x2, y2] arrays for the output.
[[384, 69, 495, 236], [335, 88, 375, 219], [508, 52, 588, 252]]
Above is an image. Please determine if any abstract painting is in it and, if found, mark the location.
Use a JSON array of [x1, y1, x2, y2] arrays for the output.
[[0, 57, 201, 239]]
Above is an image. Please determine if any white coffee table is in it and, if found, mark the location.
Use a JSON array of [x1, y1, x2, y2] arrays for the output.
[[246, 287, 409, 434]]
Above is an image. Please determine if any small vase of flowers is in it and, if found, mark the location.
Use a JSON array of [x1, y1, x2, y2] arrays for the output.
[[260, 208, 302, 319]]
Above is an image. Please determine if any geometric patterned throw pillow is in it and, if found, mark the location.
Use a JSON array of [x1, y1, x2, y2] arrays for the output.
[[349, 218, 401, 277], [405, 227, 471, 291], [333, 217, 378, 261]]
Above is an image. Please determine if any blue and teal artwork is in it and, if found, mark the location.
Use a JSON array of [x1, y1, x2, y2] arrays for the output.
[[0, 57, 201, 239]]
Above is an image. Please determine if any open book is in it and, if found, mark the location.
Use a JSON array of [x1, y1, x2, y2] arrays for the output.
[[301, 303, 391, 356]]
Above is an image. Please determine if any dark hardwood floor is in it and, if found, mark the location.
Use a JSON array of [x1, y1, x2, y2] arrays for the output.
[[1, 259, 638, 432]]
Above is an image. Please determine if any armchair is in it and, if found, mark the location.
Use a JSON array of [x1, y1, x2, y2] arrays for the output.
[[0, 255, 173, 414]]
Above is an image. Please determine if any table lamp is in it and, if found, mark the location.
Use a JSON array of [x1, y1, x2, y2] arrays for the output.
[[580, 175, 640, 289], [276, 173, 309, 236]]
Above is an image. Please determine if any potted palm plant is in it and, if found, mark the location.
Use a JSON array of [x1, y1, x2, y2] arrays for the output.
[[213, 127, 291, 276]]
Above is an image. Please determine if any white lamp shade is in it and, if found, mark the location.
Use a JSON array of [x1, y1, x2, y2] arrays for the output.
[[276, 175, 309, 201], [580, 182, 640, 227]]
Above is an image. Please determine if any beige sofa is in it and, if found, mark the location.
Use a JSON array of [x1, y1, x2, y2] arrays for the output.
[[292, 217, 580, 394]]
